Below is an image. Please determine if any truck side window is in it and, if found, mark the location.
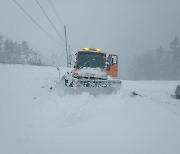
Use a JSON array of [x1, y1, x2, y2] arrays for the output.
[[112, 56, 117, 64]]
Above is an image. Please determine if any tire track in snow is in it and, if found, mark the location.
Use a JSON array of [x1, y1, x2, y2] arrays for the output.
[[132, 90, 180, 118]]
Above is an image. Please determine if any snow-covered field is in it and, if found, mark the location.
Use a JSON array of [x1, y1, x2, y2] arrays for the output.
[[0, 64, 180, 154]]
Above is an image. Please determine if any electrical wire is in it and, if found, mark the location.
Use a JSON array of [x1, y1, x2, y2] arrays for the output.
[[48, 0, 64, 26], [47, 0, 71, 67], [36, 0, 65, 43], [13, 0, 56, 42]]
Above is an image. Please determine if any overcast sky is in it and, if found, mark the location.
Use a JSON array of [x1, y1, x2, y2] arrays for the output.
[[1, 0, 180, 68]]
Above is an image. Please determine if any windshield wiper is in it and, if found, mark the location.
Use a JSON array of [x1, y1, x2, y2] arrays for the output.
[[79, 58, 95, 69]]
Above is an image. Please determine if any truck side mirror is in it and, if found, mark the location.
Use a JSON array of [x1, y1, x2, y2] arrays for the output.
[[105, 62, 110, 70]]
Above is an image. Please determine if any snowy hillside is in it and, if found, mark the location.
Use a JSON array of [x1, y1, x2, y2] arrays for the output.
[[0, 64, 180, 154]]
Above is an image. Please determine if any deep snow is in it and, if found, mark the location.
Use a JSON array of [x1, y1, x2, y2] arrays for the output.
[[0, 64, 180, 154]]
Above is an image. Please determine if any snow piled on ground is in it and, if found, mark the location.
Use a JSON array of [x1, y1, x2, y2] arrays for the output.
[[0, 64, 180, 154]]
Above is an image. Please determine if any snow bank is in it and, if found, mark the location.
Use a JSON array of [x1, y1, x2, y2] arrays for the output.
[[0, 64, 180, 154]]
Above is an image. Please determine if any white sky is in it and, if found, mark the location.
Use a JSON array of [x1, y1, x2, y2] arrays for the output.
[[1, 0, 180, 69]]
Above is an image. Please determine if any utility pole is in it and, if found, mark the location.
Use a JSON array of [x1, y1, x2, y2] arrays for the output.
[[52, 51, 55, 66], [69, 45, 72, 67], [64, 25, 69, 67]]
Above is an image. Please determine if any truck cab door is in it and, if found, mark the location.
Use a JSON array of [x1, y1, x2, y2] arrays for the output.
[[106, 54, 118, 77]]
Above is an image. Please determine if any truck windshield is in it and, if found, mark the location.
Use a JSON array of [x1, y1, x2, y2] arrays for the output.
[[76, 52, 106, 69]]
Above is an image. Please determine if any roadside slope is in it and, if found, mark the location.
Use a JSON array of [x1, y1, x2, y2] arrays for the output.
[[0, 64, 180, 154]]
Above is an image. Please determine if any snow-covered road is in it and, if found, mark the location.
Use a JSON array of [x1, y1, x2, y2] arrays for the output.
[[0, 64, 180, 154]]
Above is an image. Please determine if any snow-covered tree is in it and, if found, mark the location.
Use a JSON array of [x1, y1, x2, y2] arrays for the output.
[[0, 34, 44, 66], [21, 41, 30, 64], [0, 35, 4, 62], [169, 35, 180, 79], [14, 42, 22, 64], [4, 39, 15, 63], [131, 35, 180, 80], [28, 51, 43, 66]]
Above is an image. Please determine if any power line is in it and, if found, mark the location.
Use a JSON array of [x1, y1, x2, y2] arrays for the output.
[[47, 0, 70, 67], [36, 0, 65, 43], [13, 0, 56, 42], [48, 0, 65, 26]]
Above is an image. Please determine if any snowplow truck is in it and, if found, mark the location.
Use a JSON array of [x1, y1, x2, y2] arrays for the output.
[[63, 48, 122, 90]]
